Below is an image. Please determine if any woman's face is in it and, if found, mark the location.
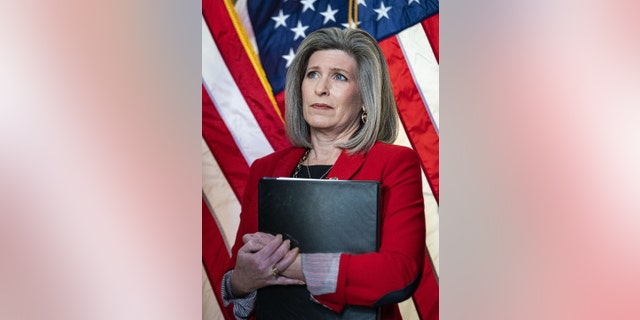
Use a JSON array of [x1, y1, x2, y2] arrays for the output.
[[301, 49, 363, 137]]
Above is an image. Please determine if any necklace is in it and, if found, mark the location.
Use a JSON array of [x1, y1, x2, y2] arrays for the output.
[[305, 163, 333, 179], [292, 148, 333, 179], [292, 149, 310, 178]]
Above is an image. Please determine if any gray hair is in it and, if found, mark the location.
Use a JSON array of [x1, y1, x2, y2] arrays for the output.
[[285, 27, 398, 154]]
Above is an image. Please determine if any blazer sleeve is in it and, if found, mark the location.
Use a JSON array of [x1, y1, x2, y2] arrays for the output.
[[313, 148, 426, 312]]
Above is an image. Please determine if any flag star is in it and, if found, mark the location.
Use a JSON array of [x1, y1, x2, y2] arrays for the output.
[[282, 48, 296, 68], [358, 0, 367, 6], [341, 20, 361, 29], [300, 0, 317, 13], [374, 2, 392, 21], [271, 9, 290, 29], [290, 21, 309, 40], [320, 4, 339, 24], [408, 0, 420, 4]]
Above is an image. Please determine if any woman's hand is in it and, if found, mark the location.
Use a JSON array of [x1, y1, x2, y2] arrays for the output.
[[230, 233, 304, 297]]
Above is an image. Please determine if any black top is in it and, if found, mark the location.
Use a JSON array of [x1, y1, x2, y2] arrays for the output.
[[294, 165, 332, 179]]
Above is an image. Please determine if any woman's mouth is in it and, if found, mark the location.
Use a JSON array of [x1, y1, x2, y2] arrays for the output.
[[311, 103, 333, 109]]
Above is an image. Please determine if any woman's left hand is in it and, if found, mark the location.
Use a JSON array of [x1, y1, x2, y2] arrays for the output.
[[244, 233, 305, 281], [230, 233, 303, 297]]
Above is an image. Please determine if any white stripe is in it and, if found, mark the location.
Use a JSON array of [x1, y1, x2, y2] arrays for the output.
[[397, 23, 440, 134], [202, 264, 225, 320], [398, 298, 421, 320], [234, 0, 260, 55], [202, 17, 273, 165], [202, 138, 241, 254], [425, 200, 439, 276]]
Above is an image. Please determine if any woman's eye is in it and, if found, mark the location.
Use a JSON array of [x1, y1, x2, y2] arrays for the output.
[[334, 73, 347, 81], [306, 71, 319, 78]]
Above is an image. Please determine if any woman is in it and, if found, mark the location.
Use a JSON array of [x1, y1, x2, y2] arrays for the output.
[[221, 27, 426, 319]]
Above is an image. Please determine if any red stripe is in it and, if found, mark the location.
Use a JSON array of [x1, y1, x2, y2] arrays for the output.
[[274, 91, 286, 119], [379, 36, 440, 203], [202, 198, 235, 320], [202, 85, 249, 201], [202, 0, 291, 152], [421, 14, 439, 63], [412, 251, 440, 320]]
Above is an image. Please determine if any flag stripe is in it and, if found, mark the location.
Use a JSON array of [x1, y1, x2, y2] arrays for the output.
[[202, 198, 234, 320], [202, 85, 250, 200], [421, 14, 439, 63], [233, 0, 260, 55], [380, 36, 440, 202], [203, 0, 290, 151], [221, 0, 279, 113], [394, 124, 439, 277], [201, 17, 274, 165], [202, 138, 242, 253], [425, 195, 439, 275], [398, 298, 421, 320], [393, 124, 436, 320], [412, 250, 440, 320], [202, 264, 225, 320], [273, 91, 286, 122], [397, 23, 440, 133]]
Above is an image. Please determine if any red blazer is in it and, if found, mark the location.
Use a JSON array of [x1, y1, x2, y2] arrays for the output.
[[228, 142, 426, 319]]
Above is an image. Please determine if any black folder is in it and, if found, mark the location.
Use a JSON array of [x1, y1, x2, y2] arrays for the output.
[[257, 177, 381, 320]]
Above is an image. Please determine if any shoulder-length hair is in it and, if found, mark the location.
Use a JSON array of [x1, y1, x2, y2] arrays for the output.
[[285, 27, 398, 154]]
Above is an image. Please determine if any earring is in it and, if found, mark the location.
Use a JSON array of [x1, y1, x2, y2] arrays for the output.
[[361, 110, 368, 123]]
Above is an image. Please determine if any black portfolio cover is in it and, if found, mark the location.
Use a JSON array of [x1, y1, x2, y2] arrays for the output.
[[257, 177, 381, 320]]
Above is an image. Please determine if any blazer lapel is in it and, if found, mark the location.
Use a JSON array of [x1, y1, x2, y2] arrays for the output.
[[272, 147, 307, 178], [326, 149, 366, 180]]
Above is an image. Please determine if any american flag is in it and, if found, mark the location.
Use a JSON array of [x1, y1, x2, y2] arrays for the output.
[[202, 0, 439, 319], [248, 0, 438, 94]]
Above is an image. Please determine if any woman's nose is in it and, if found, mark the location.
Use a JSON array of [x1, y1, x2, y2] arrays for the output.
[[314, 78, 329, 96]]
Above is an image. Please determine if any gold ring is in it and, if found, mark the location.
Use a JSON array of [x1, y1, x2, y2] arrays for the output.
[[271, 265, 280, 278]]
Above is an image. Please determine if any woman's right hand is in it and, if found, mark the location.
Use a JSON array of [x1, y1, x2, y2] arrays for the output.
[[230, 233, 304, 297]]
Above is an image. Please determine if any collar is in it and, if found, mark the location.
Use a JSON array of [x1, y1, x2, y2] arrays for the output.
[[326, 149, 366, 180], [272, 147, 367, 180]]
